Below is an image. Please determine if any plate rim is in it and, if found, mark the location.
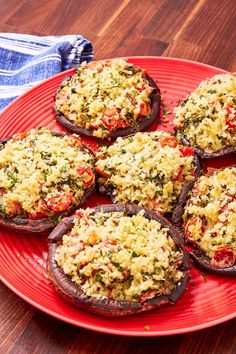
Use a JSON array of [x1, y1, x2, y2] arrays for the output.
[[1, 275, 236, 336]]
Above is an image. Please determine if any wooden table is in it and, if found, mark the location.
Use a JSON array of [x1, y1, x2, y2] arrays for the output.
[[0, 0, 235, 353]]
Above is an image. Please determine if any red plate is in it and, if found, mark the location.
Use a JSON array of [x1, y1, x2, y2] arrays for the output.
[[0, 57, 235, 336]]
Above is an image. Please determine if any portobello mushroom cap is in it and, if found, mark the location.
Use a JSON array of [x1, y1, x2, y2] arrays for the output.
[[96, 132, 201, 216], [173, 73, 236, 159], [172, 166, 236, 275], [47, 204, 191, 317], [176, 129, 236, 159], [189, 249, 236, 275], [0, 131, 96, 233], [53, 73, 160, 140]]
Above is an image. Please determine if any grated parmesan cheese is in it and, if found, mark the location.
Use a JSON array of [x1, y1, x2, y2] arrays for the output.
[[0, 128, 95, 218], [174, 74, 236, 153], [54, 59, 154, 138], [55, 208, 184, 301], [183, 167, 236, 261], [95, 131, 197, 213]]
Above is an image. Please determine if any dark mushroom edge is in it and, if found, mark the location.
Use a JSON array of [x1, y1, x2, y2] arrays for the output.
[[176, 129, 236, 159], [0, 131, 96, 233], [53, 74, 160, 140], [47, 204, 191, 317], [172, 166, 236, 275]]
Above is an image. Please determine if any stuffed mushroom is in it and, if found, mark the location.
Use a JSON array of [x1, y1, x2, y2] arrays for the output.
[[47, 204, 190, 316], [95, 131, 201, 215], [53, 59, 160, 139], [0, 128, 96, 233], [173, 166, 236, 275], [174, 74, 236, 158]]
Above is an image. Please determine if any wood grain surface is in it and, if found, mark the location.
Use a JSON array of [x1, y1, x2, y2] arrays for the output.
[[0, 0, 236, 353]]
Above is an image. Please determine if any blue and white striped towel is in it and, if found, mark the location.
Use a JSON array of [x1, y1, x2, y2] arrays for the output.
[[0, 33, 93, 111]]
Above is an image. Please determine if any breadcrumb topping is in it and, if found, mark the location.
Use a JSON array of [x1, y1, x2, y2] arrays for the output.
[[55, 59, 154, 138], [183, 167, 236, 267], [174, 74, 236, 153], [0, 128, 95, 219], [95, 131, 197, 213], [55, 208, 184, 301]]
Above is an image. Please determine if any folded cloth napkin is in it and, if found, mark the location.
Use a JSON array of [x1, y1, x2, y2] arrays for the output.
[[0, 33, 93, 111]]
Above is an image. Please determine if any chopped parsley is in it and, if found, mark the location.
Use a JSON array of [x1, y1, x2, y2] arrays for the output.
[[95, 274, 103, 282], [163, 109, 171, 115], [144, 325, 150, 331], [131, 251, 138, 258]]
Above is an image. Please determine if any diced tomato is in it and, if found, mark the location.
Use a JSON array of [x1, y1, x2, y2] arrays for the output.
[[46, 192, 73, 212], [184, 217, 205, 242], [206, 167, 217, 176], [141, 69, 147, 77], [140, 290, 156, 303], [220, 204, 229, 214], [105, 240, 117, 246], [28, 211, 48, 220], [76, 210, 85, 219], [11, 132, 28, 142], [102, 109, 130, 131], [159, 136, 179, 148], [225, 105, 236, 130], [116, 118, 129, 129], [102, 108, 118, 131], [76, 210, 90, 225], [212, 246, 235, 268], [190, 168, 196, 178], [6, 201, 22, 217], [179, 146, 194, 156], [95, 165, 110, 177], [68, 134, 82, 147], [89, 123, 99, 130], [102, 116, 117, 131], [172, 166, 183, 181], [134, 83, 146, 91], [139, 102, 150, 116], [76, 166, 95, 189], [29, 199, 49, 220], [79, 261, 90, 269]]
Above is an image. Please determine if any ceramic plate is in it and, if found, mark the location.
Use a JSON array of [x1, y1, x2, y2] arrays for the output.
[[0, 57, 235, 336]]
